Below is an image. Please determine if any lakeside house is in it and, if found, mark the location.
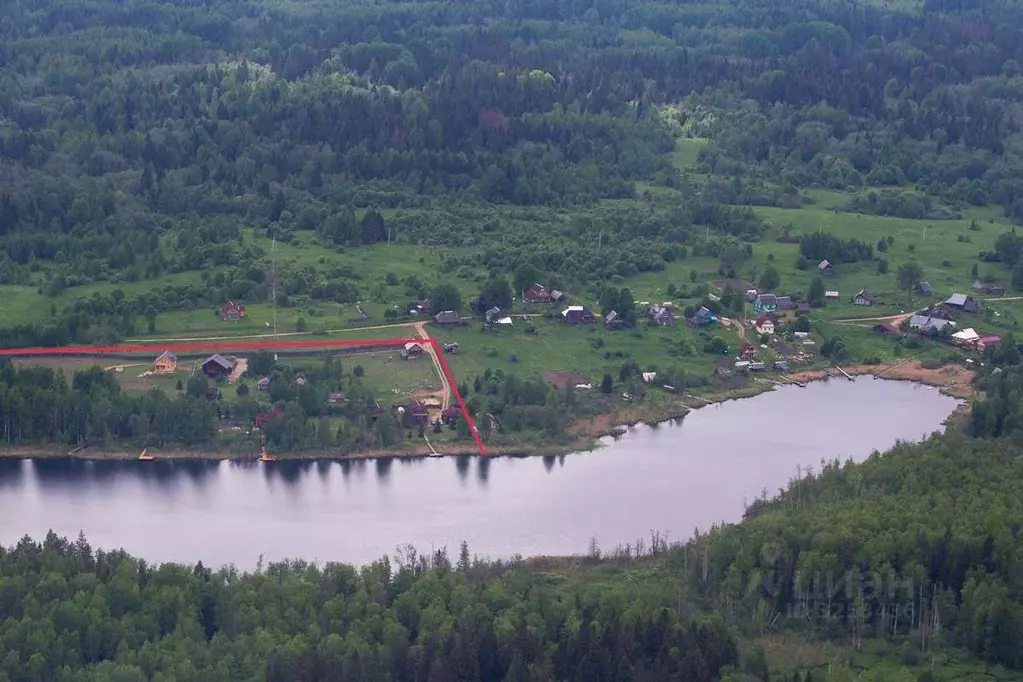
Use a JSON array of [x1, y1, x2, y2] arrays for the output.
[[221, 301, 246, 321], [819, 260, 835, 276], [852, 289, 876, 306], [945, 293, 980, 313], [754, 293, 777, 312], [561, 305, 595, 324], [401, 400, 430, 428], [154, 351, 177, 374], [202, 354, 235, 380], [441, 406, 461, 426]]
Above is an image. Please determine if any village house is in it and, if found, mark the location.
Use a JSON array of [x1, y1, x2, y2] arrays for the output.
[[908, 314, 955, 334], [401, 400, 430, 429], [952, 328, 980, 347], [754, 314, 775, 336], [775, 296, 795, 311], [220, 301, 246, 321], [649, 304, 676, 326], [819, 259, 835, 276], [774, 360, 789, 372], [401, 342, 424, 359], [745, 289, 758, 303], [257, 377, 271, 391], [441, 406, 461, 426], [749, 360, 766, 372], [739, 342, 757, 359], [689, 306, 717, 327], [604, 310, 620, 328], [796, 301, 812, 316], [973, 280, 1005, 296], [523, 283, 552, 304], [154, 351, 177, 374], [715, 359, 733, 377], [485, 307, 502, 323], [852, 289, 876, 306], [825, 290, 840, 300], [444, 342, 460, 354], [202, 354, 235, 380], [945, 293, 980, 314], [433, 310, 464, 325], [550, 290, 566, 302], [754, 293, 777, 312], [561, 305, 595, 324], [977, 335, 1002, 351], [915, 281, 933, 297]]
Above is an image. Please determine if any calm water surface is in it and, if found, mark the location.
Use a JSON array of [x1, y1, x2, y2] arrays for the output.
[[0, 378, 958, 569]]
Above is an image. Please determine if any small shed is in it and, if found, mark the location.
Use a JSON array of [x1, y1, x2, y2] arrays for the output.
[[221, 301, 246, 321], [775, 296, 794, 310], [819, 260, 835, 276], [915, 281, 933, 296], [256, 377, 271, 391], [434, 310, 463, 325], [825, 291, 840, 300], [401, 342, 424, 359], [561, 306, 595, 324]]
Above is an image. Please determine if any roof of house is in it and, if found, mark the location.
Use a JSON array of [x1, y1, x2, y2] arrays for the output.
[[978, 335, 1002, 344], [796, 301, 812, 310], [819, 259, 831, 269], [222, 300, 245, 309], [757, 294, 777, 304], [434, 310, 461, 323], [853, 289, 876, 302], [916, 281, 933, 294], [562, 305, 585, 316], [775, 296, 794, 309], [486, 306, 501, 316], [406, 400, 428, 413], [156, 350, 177, 362], [825, 290, 839, 297], [605, 310, 618, 324], [908, 314, 955, 331], [441, 406, 461, 418], [257, 376, 270, 385], [756, 313, 774, 325], [404, 342, 423, 351], [946, 293, 971, 306], [328, 391, 346, 402], [550, 290, 565, 300], [496, 316, 513, 325], [695, 306, 714, 319], [204, 354, 233, 370], [952, 328, 980, 341]]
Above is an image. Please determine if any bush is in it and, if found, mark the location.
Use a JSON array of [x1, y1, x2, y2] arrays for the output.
[[920, 357, 944, 370], [353, 365, 364, 377]]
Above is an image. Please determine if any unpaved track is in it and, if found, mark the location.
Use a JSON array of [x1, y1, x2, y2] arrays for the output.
[[127, 321, 418, 344], [414, 322, 450, 409]]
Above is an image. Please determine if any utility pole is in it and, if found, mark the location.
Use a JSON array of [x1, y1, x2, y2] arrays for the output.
[[271, 235, 278, 361]]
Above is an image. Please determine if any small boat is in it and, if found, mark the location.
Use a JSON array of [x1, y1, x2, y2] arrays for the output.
[[138, 448, 155, 461], [259, 452, 277, 462]]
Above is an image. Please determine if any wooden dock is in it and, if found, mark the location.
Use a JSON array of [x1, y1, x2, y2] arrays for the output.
[[834, 366, 855, 381]]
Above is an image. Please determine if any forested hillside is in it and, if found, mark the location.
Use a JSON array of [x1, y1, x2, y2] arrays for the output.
[[4, 0, 1023, 343]]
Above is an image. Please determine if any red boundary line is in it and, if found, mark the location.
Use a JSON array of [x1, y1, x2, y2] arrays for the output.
[[0, 338, 487, 456]]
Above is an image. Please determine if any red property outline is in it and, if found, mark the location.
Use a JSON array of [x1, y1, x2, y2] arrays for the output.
[[0, 338, 486, 456]]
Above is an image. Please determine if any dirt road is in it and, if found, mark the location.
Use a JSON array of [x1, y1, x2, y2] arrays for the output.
[[831, 312, 915, 326], [127, 321, 419, 344], [414, 322, 451, 409]]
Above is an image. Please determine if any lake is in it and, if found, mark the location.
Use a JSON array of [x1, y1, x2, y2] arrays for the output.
[[0, 377, 959, 569]]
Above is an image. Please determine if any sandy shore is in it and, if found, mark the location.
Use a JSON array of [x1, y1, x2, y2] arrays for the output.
[[788, 360, 975, 399]]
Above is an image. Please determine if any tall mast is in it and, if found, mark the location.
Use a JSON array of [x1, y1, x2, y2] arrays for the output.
[[271, 235, 278, 360]]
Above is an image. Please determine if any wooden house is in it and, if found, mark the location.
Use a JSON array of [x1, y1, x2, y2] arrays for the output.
[[973, 280, 1005, 296], [402, 400, 430, 428], [604, 310, 620, 328], [257, 377, 271, 391], [154, 351, 177, 374], [915, 281, 933, 296], [824, 290, 840, 300], [945, 293, 980, 313], [401, 342, 424, 359], [852, 290, 876, 306], [775, 296, 795, 311], [433, 310, 464, 325], [444, 342, 460, 354], [649, 305, 676, 326], [739, 342, 757, 359], [523, 283, 552, 304], [818, 260, 835, 276], [754, 314, 775, 336], [221, 301, 246, 321], [796, 301, 812, 316], [202, 354, 235, 380], [485, 307, 502, 323], [561, 305, 595, 324], [753, 294, 777, 312], [689, 306, 717, 327]]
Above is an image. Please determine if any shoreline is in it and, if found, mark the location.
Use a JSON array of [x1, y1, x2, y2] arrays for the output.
[[0, 360, 972, 463]]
